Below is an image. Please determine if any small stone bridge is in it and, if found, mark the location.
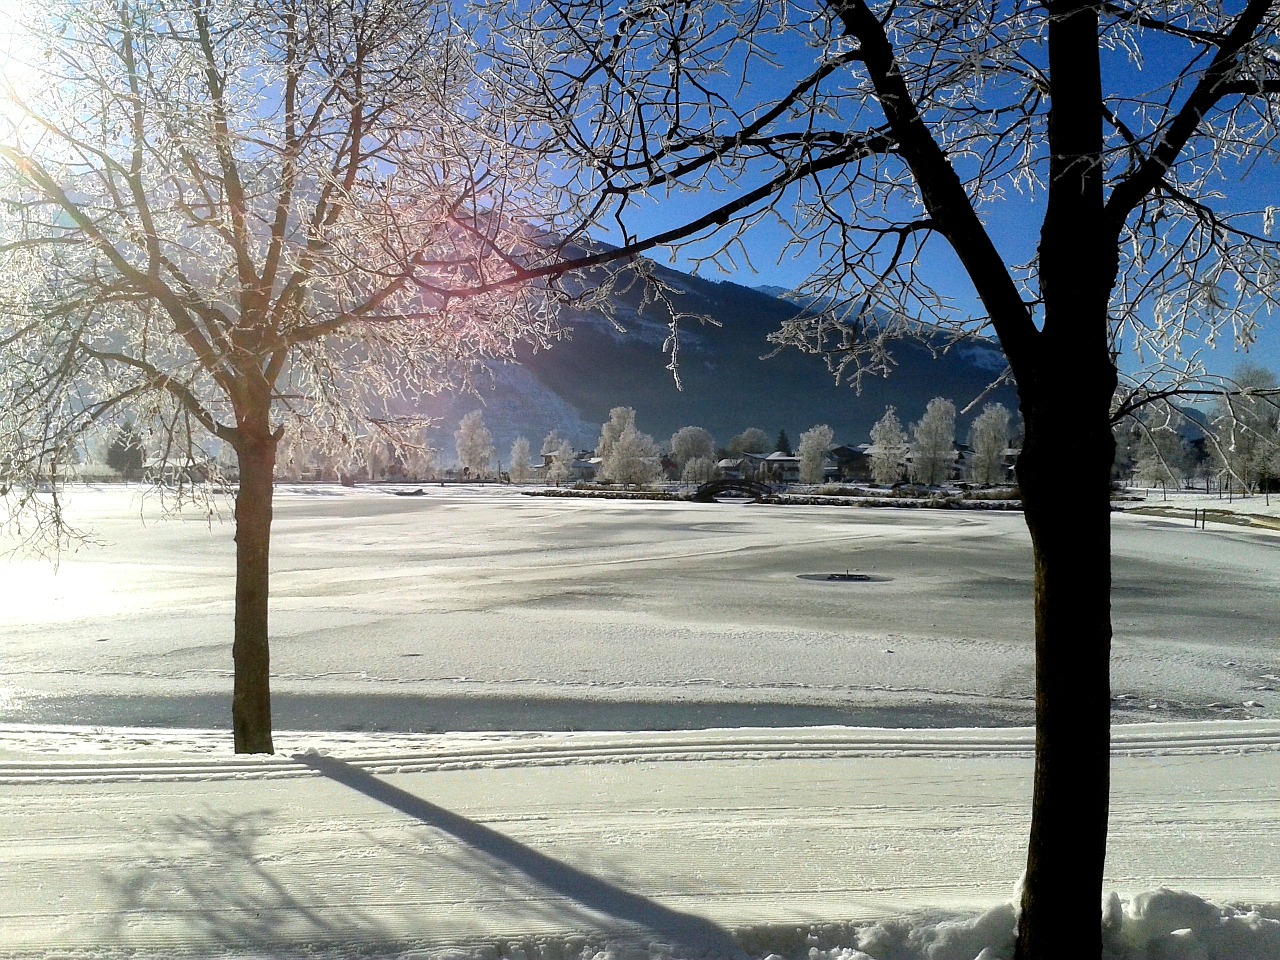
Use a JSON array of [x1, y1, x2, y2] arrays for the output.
[[690, 477, 773, 502]]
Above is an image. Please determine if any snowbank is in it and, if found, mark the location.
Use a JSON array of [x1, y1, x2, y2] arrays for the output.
[[780, 891, 1280, 960], [181, 892, 1275, 960], [391, 894, 1280, 960]]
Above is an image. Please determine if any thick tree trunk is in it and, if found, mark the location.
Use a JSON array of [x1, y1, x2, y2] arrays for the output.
[[232, 430, 277, 754], [1013, 382, 1116, 958], [1011, 6, 1117, 951]]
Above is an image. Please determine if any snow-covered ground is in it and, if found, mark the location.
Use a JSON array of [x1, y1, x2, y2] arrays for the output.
[[2, 722, 1278, 959], [3, 484, 1279, 959], [2, 484, 1278, 730], [1125, 486, 1280, 524]]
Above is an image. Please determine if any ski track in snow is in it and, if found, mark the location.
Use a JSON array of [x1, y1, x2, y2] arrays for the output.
[[2, 724, 1279, 960], [2, 722, 1280, 785]]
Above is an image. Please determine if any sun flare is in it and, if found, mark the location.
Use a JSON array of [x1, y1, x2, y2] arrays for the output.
[[0, 21, 40, 131]]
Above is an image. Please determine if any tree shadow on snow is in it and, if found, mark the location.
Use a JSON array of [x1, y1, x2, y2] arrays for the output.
[[99, 807, 392, 952], [296, 752, 745, 957]]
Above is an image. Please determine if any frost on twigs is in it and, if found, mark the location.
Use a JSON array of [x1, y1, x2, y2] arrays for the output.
[[476, 0, 1279, 405], [0, 0, 571, 534]]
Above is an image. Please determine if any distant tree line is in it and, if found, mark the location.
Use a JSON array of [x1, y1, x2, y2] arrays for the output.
[[493, 398, 1021, 488], [1116, 364, 1280, 496], [69, 365, 1278, 496]]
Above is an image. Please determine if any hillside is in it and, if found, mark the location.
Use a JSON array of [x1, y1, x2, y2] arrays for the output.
[[412, 258, 1018, 456]]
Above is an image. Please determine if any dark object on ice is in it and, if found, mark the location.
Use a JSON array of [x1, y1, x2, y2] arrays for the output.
[[394, 488, 426, 497], [796, 572, 887, 583]]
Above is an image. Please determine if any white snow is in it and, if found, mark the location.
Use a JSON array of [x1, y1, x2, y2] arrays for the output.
[[2, 485, 1278, 959], [2, 723, 1278, 959], [1124, 487, 1280, 524], [3, 484, 1278, 731]]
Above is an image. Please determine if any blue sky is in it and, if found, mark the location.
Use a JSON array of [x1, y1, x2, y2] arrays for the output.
[[579, 15, 1280, 385], [608, 177, 1280, 384]]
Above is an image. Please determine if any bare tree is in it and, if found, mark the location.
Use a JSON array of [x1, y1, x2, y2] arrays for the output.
[[797, 423, 834, 484], [0, 0, 561, 753], [596, 406, 637, 461], [275, 424, 316, 482], [473, 0, 1280, 953], [681, 455, 719, 484], [909, 398, 957, 486], [726, 427, 770, 457], [1130, 406, 1192, 492], [1133, 428, 1187, 491], [601, 424, 662, 486], [967, 403, 1013, 486], [361, 433, 396, 482], [1208, 364, 1280, 493], [400, 424, 437, 482]]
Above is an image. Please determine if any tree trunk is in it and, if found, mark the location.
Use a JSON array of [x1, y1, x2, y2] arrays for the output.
[[1013, 382, 1116, 959], [232, 429, 278, 754], [1008, 5, 1118, 951]]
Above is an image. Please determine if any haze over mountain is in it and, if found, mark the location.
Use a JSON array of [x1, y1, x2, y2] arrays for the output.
[[415, 258, 1018, 457]]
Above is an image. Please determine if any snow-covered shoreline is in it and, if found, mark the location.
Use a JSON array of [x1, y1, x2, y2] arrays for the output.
[[4, 718, 1280, 769]]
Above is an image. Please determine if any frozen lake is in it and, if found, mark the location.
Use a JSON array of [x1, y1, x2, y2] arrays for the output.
[[2, 485, 1277, 732]]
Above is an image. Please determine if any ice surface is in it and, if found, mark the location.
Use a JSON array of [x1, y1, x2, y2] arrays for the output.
[[1, 484, 1277, 732], [2, 485, 1278, 959]]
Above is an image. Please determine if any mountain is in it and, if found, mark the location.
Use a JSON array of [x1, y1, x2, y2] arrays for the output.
[[412, 259, 1018, 457]]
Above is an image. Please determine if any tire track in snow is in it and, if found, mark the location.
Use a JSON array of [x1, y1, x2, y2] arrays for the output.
[[2, 722, 1278, 784]]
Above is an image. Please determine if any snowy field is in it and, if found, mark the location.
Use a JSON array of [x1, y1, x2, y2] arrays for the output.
[[3, 484, 1279, 959]]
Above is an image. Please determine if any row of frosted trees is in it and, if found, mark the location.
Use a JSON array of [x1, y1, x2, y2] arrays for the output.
[[93, 377, 1280, 495], [263, 401, 1021, 487], [312, 400, 1019, 488], [867, 399, 1016, 487]]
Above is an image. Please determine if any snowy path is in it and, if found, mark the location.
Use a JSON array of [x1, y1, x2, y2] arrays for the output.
[[3, 723, 1278, 959]]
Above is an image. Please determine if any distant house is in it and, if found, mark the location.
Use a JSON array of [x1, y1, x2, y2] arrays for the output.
[[1002, 447, 1021, 483], [570, 455, 601, 482], [717, 457, 746, 480], [755, 450, 801, 483], [536, 451, 599, 482], [828, 444, 872, 481]]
